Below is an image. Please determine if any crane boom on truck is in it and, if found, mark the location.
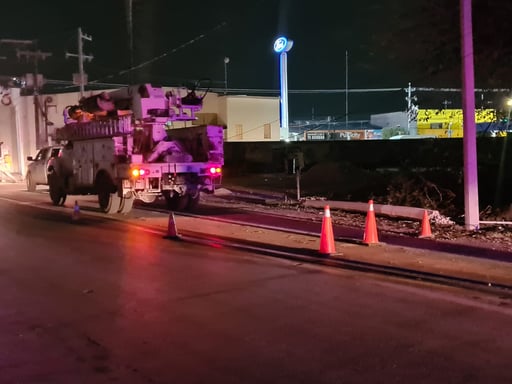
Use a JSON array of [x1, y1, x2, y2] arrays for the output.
[[48, 83, 223, 214]]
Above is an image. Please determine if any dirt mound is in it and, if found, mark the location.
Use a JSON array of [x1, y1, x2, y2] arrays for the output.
[[223, 162, 512, 222], [299, 162, 461, 214], [300, 162, 388, 201]]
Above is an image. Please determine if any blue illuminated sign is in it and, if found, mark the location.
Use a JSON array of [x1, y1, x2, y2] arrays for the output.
[[273, 37, 288, 53]]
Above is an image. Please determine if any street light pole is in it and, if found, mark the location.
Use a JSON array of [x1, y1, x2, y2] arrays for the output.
[[273, 36, 294, 141], [223, 57, 230, 95]]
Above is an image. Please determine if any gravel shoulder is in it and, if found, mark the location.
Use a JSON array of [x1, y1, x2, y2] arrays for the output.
[[213, 182, 512, 256]]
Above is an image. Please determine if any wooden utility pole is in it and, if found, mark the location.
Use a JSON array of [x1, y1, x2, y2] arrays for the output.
[[16, 41, 52, 148], [65, 27, 93, 98]]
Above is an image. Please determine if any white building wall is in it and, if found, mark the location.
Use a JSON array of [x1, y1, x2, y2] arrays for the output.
[[0, 97, 15, 163], [0, 90, 37, 177], [198, 92, 220, 115], [216, 96, 227, 126], [370, 111, 417, 135], [0, 90, 89, 177], [18, 93, 36, 176], [224, 96, 280, 142]]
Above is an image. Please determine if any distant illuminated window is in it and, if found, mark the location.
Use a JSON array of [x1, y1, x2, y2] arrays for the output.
[[235, 124, 243, 140], [264, 124, 271, 139]]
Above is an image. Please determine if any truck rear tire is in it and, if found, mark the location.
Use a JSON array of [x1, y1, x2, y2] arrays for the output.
[[98, 192, 121, 214], [118, 196, 134, 214], [187, 191, 200, 211], [96, 173, 122, 214], [163, 191, 189, 211]]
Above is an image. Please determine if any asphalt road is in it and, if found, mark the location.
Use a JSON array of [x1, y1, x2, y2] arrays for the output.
[[1, 185, 512, 383]]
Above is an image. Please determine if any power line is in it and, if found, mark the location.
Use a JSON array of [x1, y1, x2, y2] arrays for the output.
[[88, 21, 227, 85], [207, 86, 512, 95]]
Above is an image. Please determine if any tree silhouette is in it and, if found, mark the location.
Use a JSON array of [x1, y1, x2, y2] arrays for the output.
[[375, 0, 512, 88]]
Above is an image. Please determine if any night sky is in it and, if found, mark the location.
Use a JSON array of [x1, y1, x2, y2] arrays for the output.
[[0, 0, 510, 120]]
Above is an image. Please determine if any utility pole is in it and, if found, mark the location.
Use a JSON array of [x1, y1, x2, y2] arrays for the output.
[[442, 99, 452, 109], [405, 82, 417, 134], [66, 27, 93, 98], [345, 50, 348, 129], [16, 49, 52, 86], [12, 42, 52, 149], [126, 0, 134, 73], [460, 0, 479, 230], [0, 39, 45, 85]]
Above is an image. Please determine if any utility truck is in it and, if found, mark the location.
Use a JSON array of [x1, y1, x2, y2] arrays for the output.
[[48, 83, 223, 214]]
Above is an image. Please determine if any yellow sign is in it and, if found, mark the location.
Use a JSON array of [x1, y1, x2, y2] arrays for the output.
[[416, 109, 496, 138]]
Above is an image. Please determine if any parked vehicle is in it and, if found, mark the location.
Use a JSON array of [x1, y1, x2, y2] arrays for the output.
[[47, 83, 224, 213], [26, 146, 62, 191]]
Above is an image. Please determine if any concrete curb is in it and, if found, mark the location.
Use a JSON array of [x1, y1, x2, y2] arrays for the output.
[[302, 200, 437, 221], [217, 187, 437, 221]]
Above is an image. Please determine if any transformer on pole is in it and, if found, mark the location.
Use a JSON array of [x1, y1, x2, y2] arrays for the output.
[[10, 41, 52, 148]]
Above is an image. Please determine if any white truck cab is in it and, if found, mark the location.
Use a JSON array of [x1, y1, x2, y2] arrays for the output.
[[26, 146, 62, 191]]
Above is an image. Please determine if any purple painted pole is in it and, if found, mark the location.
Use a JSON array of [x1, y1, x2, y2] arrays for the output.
[[460, 0, 480, 230]]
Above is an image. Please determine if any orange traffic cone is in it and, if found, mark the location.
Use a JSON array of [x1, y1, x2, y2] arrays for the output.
[[419, 210, 432, 238], [362, 200, 379, 245], [319, 205, 336, 255], [71, 200, 80, 221], [165, 211, 181, 240]]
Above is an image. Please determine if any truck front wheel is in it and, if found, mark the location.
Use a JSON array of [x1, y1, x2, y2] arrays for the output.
[[26, 172, 36, 192]]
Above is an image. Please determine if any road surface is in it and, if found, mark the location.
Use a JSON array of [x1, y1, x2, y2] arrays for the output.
[[1, 184, 512, 383]]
